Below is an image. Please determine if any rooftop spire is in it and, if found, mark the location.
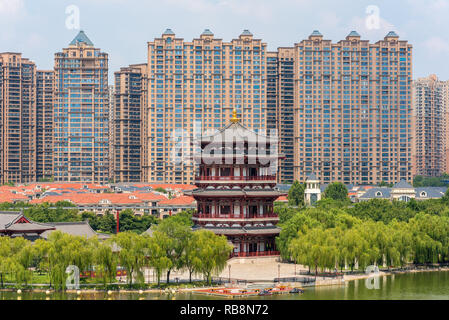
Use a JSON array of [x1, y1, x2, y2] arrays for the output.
[[231, 107, 240, 124], [69, 30, 94, 47]]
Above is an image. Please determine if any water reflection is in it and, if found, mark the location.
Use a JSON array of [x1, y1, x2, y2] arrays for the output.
[[1, 272, 449, 300]]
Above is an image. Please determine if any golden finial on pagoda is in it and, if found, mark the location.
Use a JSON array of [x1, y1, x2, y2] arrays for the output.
[[231, 107, 240, 123]]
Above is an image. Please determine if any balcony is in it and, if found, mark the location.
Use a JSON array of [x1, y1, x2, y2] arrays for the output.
[[195, 175, 276, 182], [194, 213, 278, 220]]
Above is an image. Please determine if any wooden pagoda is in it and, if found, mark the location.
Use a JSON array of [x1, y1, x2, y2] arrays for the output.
[[191, 110, 284, 258]]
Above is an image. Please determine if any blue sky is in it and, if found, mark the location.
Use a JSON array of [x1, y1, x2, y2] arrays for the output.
[[1, 0, 448, 80]]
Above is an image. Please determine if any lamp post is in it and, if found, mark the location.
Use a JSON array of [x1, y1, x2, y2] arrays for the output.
[[278, 264, 281, 282], [116, 210, 120, 234]]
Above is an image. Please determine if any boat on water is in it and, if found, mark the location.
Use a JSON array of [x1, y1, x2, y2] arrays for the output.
[[289, 288, 304, 294], [258, 289, 273, 296]]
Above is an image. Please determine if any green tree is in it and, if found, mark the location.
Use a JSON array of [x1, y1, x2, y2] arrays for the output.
[[323, 182, 349, 202], [288, 181, 305, 207], [93, 240, 117, 288], [153, 218, 191, 284], [190, 230, 233, 285], [111, 232, 147, 286], [146, 234, 172, 286]]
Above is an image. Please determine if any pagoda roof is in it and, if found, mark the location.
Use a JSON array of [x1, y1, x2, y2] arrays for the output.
[[198, 121, 275, 144], [0, 211, 55, 234]]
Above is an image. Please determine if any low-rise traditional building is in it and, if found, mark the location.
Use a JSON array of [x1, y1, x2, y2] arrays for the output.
[[0, 211, 55, 240], [358, 181, 447, 202]]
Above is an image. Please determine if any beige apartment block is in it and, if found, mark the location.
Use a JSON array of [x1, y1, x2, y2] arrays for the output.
[[293, 31, 413, 185], [36, 70, 54, 182], [113, 64, 147, 182], [267, 48, 295, 183], [412, 75, 449, 177], [53, 31, 109, 183], [144, 29, 267, 184], [0, 53, 37, 184]]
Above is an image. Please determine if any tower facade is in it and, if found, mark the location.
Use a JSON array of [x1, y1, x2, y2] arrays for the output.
[[293, 31, 413, 185], [113, 64, 147, 182], [267, 48, 295, 183], [144, 29, 267, 184], [36, 70, 54, 182], [412, 75, 449, 177], [191, 113, 283, 257], [0, 53, 37, 184], [53, 31, 109, 183]]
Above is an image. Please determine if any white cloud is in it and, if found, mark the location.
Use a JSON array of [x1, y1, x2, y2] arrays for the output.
[[0, 0, 24, 16]]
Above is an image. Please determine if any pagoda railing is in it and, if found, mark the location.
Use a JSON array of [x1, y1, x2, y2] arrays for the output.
[[194, 213, 278, 219], [195, 175, 276, 181], [231, 251, 280, 258]]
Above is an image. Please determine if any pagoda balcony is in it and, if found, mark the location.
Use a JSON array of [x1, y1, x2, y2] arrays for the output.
[[230, 251, 280, 258], [193, 213, 279, 221], [195, 175, 277, 182]]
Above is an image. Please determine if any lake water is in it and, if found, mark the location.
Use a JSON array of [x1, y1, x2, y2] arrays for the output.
[[1, 271, 449, 300]]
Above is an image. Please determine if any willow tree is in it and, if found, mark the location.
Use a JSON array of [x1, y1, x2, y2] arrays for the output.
[[112, 232, 147, 286], [45, 231, 96, 290], [190, 230, 233, 285], [289, 228, 339, 275], [93, 240, 117, 288], [146, 234, 172, 286], [153, 218, 191, 284]]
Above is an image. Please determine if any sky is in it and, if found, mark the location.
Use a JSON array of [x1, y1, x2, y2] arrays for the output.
[[1, 0, 448, 81]]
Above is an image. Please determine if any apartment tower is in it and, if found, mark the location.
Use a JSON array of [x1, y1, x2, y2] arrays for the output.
[[0, 53, 37, 184], [113, 64, 147, 182], [144, 29, 267, 184], [36, 70, 54, 182], [267, 48, 295, 183], [293, 31, 413, 185], [53, 31, 109, 183], [412, 75, 449, 177]]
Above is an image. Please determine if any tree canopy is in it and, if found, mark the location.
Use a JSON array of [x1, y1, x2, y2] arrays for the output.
[[323, 182, 349, 202], [288, 181, 305, 207]]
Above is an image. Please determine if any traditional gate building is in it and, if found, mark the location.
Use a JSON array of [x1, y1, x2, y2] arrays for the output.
[[191, 111, 284, 257]]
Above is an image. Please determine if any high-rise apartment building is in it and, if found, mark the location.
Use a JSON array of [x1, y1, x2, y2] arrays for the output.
[[293, 31, 413, 185], [412, 75, 449, 177], [36, 70, 54, 182], [267, 48, 295, 183], [113, 64, 147, 182], [0, 53, 37, 184], [53, 31, 109, 183], [144, 29, 267, 184]]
